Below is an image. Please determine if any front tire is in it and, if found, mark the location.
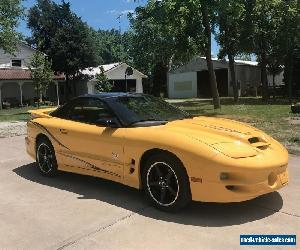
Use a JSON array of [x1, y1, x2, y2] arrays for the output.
[[142, 153, 191, 212], [36, 138, 58, 177]]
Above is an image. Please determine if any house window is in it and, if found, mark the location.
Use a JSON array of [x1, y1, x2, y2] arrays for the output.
[[11, 59, 22, 67]]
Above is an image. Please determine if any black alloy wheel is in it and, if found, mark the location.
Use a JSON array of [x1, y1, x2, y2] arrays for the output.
[[143, 153, 191, 212], [36, 138, 58, 176]]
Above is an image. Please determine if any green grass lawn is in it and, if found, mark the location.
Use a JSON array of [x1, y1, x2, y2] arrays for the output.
[[170, 97, 300, 154], [0, 106, 52, 122]]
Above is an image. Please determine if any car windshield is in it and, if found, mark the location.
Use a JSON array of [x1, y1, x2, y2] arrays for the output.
[[109, 95, 191, 126]]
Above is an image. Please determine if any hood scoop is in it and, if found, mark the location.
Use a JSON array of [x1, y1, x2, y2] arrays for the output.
[[248, 137, 270, 150]]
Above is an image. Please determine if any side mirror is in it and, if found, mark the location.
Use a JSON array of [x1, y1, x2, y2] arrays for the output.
[[95, 117, 120, 128]]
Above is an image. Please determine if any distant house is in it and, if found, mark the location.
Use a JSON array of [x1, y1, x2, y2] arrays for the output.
[[0, 42, 64, 109], [81, 62, 146, 94], [168, 57, 284, 99]]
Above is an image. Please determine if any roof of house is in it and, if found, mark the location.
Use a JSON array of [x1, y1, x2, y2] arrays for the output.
[[81, 62, 147, 78], [80, 92, 145, 99], [0, 69, 65, 81], [81, 62, 121, 75], [200, 57, 259, 66]]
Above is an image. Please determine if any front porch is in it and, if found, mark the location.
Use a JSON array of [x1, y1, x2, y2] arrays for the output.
[[0, 80, 62, 109], [0, 69, 65, 109]]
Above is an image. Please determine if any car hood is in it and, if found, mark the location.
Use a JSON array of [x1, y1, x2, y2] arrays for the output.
[[163, 116, 271, 158]]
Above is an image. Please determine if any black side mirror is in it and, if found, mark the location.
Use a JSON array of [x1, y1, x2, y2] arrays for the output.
[[95, 117, 120, 128]]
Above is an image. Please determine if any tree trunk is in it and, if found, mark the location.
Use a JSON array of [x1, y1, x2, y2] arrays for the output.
[[152, 62, 168, 97], [272, 73, 276, 100], [201, 1, 220, 109], [228, 53, 238, 103], [166, 55, 175, 99], [288, 57, 294, 103], [261, 53, 268, 101], [40, 91, 43, 103], [72, 80, 77, 97], [36, 83, 40, 108], [65, 74, 70, 101]]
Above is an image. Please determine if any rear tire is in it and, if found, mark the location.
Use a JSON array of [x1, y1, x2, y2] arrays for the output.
[[142, 153, 191, 212], [36, 138, 58, 177]]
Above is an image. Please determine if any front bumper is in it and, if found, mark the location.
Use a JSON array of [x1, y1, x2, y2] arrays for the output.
[[190, 165, 288, 203]]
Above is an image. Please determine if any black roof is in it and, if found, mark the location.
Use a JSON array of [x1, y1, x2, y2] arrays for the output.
[[80, 92, 145, 100]]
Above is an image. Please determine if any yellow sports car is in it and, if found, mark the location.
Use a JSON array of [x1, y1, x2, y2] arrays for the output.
[[26, 93, 289, 211]]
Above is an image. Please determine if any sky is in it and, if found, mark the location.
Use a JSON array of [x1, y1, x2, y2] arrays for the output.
[[18, 0, 219, 56]]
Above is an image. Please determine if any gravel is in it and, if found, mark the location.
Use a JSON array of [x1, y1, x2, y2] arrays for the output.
[[0, 121, 27, 138]]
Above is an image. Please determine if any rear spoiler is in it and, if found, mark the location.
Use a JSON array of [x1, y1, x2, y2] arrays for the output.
[[28, 107, 57, 119]]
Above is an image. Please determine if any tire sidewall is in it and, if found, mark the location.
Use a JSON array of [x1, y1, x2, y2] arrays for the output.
[[142, 153, 191, 212]]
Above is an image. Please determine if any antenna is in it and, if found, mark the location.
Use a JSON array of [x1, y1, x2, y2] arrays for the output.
[[116, 14, 124, 61], [117, 14, 123, 35]]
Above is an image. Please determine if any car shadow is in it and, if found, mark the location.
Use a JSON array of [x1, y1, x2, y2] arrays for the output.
[[13, 163, 283, 227]]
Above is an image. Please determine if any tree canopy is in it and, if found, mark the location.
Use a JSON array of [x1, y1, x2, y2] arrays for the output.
[[27, 0, 99, 99], [128, 0, 202, 96], [28, 51, 54, 104], [12, 0, 298, 103], [0, 0, 23, 53]]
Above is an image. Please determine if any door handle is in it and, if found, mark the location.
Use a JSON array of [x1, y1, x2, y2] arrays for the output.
[[60, 129, 68, 134]]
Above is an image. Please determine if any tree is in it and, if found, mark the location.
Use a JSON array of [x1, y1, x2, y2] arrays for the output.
[[276, 0, 299, 101], [267, 57, 283, 100], [215, 0, 246, 103], [251, 0, 282, 101], [28, 0, 100, 100], [92, 29, 131, 64], [28, 51, 54, 106], [0, 0, 23, 53], [129, 0, 201, 97], [163, 0, 220, 108], [201, 0, 220, 108], [95, 66, 113, 92]]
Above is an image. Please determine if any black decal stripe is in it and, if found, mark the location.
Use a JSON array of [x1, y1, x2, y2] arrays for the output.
[[30, 121, 70, 150], [60, 152, 121, 178], [30, 121, 120, 178], [192, 123, 249, 135]]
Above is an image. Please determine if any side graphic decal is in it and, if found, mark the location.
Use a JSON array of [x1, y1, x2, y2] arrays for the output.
[[60, 152, 121, 178], [30, 121, 120, 178], [29, 121, 70, 150]]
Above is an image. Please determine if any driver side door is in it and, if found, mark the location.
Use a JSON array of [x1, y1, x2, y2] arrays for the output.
[[56, 97, 125, 182]]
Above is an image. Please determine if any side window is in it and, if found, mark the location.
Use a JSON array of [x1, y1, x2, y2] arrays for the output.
[[67, 98, 115, 124], [51, 101, 74, 119]]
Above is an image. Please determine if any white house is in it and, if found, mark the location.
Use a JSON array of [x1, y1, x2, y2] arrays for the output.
[[81, 62, 146, 94], [168, 57, 284, 98], [0, 42, 64, 109]]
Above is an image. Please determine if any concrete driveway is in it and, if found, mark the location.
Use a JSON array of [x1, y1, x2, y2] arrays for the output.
[[0, 136, 299, 250]]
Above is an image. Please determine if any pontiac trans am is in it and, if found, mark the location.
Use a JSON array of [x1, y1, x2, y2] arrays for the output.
[[25, 93, 289, 211]]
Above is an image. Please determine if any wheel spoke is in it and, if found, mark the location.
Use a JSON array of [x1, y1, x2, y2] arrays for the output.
[[166, 169, 173, 182], [46, 160, 52, 171], [167, 186, 177, 196], [149, 181, 160, 187], [41, 160, 48, 170], [155, 165, 162, 177], [160, 188, 167, 203]]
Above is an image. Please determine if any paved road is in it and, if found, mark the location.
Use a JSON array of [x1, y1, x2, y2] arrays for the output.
[[0, 136, 299, 250]]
